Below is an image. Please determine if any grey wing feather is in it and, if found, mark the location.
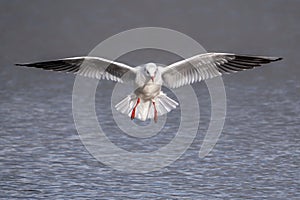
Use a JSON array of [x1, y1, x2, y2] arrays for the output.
[[15, 56, 137, 83], [161, 53, 282, 88]]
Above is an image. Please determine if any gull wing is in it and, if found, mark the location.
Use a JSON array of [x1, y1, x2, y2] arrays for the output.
[[16, 56, 137, 83], [161, 53, 282, 88]]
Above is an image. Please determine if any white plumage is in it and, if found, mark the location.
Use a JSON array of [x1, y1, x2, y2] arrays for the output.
[[16, 53, 282, 122]]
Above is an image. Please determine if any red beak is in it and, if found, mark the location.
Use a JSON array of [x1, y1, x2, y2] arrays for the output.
[[151, 76, 154, 82]]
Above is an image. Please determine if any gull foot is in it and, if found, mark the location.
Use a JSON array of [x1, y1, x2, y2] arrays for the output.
[[131, 98, 140, 120], [152, 101, 158, 123]]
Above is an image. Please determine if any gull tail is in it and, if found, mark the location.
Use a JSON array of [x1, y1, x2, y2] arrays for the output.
[[115, 92, 178, 121]]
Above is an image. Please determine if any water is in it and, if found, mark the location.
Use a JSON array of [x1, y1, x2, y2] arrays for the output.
[[1, 75, 299, 199], [1, 0, 300, 199]]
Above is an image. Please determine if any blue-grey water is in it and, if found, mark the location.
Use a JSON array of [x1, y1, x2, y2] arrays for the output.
[[1, 0, 299, 199]]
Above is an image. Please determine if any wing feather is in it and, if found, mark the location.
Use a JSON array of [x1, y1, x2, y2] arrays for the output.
[[161, 53, 282, 88], [15, 57, 137, 83]]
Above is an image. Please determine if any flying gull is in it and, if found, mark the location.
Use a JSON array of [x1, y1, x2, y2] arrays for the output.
[[16, 53, 282, 122]]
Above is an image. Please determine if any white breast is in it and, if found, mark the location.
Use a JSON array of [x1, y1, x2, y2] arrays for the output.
[[134, 82, 161, 100]]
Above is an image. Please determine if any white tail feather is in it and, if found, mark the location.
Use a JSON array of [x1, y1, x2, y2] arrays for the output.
[[115, 92, 178, 121]]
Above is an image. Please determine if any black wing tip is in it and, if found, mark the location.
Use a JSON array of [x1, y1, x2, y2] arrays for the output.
[[15, 63, 39, 68], [15, 62, 40, 67], [272, 57, 283, 61], [239, 54, 282, 59], [15, 63, 27, 66], [14, 59, 83, 73], [233, 54, 283, 64], [258, 56, 282, 62]]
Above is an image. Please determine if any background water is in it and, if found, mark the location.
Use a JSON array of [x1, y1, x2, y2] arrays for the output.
[[0, 0, 299, 199]]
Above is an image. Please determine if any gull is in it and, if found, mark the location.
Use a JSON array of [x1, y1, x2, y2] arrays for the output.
[[16, 53, 282, 122]]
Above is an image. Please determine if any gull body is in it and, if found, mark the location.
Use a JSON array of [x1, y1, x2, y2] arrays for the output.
[[116, 62, 175, 122], [16, 53, 282, 122], [134, 63, 161, 100]]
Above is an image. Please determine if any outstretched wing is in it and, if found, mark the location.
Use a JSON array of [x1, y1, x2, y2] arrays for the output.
[[16, 57, 137, 83], [161, 53, 282, 88]]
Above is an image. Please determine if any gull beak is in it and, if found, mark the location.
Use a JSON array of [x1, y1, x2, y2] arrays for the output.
[[151, 76, 154, 82]]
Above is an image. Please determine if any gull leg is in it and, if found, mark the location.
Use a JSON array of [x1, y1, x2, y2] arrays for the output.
[[131, 98, 140, 120], [152, 101, 158, 123]]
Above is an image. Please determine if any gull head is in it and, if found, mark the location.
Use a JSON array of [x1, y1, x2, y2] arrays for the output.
[[144, 63, 158, 82]]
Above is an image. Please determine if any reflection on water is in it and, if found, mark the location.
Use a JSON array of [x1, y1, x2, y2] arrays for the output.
[[0, 76, 299, 199]]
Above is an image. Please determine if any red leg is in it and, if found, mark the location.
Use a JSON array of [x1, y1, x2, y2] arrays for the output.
[[152, 101, 158, 123], [131, 98, 140, 120]]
